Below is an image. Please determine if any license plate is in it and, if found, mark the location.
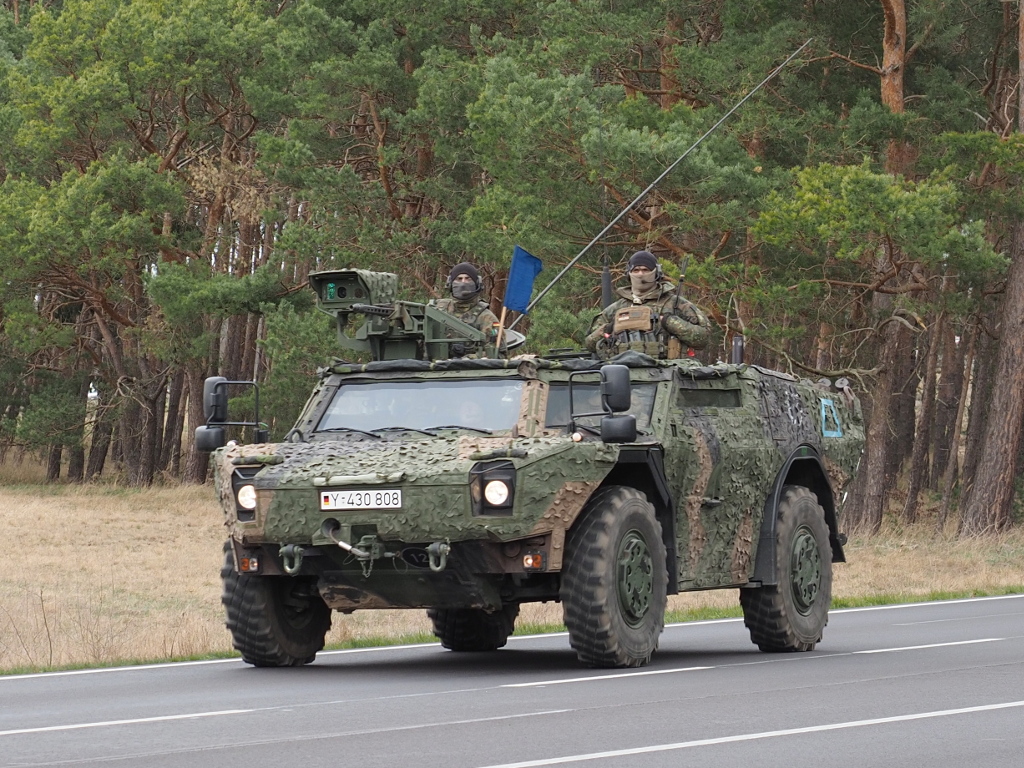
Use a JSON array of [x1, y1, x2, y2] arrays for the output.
[[320, 489, 402, 511]]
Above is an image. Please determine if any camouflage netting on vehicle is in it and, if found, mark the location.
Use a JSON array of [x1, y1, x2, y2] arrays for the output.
[[205, 344, 864, 670], [326, 350, 735, 377]]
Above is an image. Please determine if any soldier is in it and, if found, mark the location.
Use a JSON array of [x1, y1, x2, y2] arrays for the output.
[[585, 250, 710, 360], [433, 262, 499, 357]]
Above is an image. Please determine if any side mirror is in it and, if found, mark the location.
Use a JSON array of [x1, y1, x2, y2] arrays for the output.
[[601, 414, 637, 443], [195, 425, 226, 452], [203, 376, 228, 422], [600, 364, 631, 413]]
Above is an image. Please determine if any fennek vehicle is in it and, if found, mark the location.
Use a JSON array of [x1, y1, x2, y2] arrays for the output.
[[197, 269, 864, 668]]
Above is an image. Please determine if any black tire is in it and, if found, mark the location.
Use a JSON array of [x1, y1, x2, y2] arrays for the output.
[[560, 486, 668, 668], [428, 604, 520, 651], [740, 485, 832, 652], [221, 541, 332, 667]]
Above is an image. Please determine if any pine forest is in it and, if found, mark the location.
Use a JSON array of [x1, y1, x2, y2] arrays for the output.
[[1, 0, 1023, 536]]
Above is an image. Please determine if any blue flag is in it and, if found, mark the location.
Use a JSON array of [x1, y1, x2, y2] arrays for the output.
[[503, 245, 543, 313]]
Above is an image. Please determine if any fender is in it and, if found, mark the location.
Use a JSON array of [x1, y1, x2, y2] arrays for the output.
[[603, 446, 679, 593], [750, 444, 846, 586]]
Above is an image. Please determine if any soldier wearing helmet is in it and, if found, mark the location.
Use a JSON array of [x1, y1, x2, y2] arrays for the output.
[[585, 250, 710, 360], [433, 262, 500, 357]]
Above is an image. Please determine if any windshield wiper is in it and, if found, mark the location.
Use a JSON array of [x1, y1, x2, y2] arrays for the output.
[[372, 426, 438, 437], [316, 427, 383, 439], [427, 425, 494, 435]]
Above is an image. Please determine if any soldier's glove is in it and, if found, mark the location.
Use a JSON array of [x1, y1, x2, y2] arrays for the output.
[[451, 343, 467, 358]]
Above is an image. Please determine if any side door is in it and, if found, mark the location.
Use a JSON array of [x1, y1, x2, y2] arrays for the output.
[[661, 369, 777, 589]]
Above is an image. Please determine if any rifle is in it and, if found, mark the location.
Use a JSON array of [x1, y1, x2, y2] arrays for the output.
[[508, 38, 812, 331], [601, 251, 614, 309], [665, 253, 689, 359]]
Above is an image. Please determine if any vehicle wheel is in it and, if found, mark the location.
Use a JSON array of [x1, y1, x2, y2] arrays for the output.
[[221, 541, 332, 667], [428, 604, 520, 651], [740, 485, 832, 652], [560, 486, 667, 668]]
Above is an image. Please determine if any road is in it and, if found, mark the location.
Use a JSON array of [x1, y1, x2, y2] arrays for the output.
[[1, 595, 1022, 767]]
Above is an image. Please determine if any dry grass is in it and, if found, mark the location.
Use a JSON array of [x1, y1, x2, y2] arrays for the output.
[[1, 472, 1022, 673]]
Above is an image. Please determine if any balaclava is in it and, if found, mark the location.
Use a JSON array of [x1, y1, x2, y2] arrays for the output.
[[449, 262, 482, 301], [627, 250, 660, 298]]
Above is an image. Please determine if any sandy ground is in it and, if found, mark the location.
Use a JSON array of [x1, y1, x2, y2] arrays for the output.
[[1, 482, 1021, 672]]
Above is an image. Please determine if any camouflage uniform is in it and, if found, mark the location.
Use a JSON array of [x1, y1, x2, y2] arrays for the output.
[[433, 296, 499, 356], [585, 281, 710, 360]]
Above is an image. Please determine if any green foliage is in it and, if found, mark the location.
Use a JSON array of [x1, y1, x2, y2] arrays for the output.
[[14, 372, 88, 450], [755, 161, 1003, 276], [2, 0, 1024, 485], [258, 302, 338, 439]]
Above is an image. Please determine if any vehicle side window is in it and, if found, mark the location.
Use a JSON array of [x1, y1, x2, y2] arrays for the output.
[[677, 387, 742, 409], [545, 382, 656, 429]]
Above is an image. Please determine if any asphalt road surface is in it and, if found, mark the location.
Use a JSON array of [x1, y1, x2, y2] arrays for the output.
[[2, 594, 1022, 768]]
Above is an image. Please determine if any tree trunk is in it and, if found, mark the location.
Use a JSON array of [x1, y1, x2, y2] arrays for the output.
[[959, 221, 1024, 534], [110, 422, 123, 472], [851, 312, 902, 533], [159, 369, 185, 473], [139, 388, 161, 485], [118, 396, 144, 485], [223, 314, 246, 381], [939, 324, 977, 530], [884, 324, 917, 488], [86, 405, 113, 480], [658, 13, 682, 109], [46, 444, 62, 482], [930, 322, 965, 489], [241, 312, 259, 385], [183, 363, 211, 484], [902, 314, 942, 523], [962, 319, 997, 488]]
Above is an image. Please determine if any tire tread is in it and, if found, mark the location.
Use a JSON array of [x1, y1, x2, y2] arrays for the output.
[[221, 541, 331, 667]]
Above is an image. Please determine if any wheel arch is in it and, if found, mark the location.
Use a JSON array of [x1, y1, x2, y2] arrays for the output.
[[599, 447, 678, 593], [751, 444, 845, 586]]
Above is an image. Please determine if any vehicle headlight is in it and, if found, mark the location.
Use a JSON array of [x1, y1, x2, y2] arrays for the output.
[[236, 484, 257, 510], [484, 480, 510, 506], [231, 465, 262, 521], [470, 460, 516, 516]]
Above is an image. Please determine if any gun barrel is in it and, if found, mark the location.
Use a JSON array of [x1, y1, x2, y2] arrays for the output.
[[350, 303, 395, 317]]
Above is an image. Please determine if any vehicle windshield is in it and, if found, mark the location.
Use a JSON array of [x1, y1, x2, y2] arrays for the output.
[[317, 379, 524, 434], [545, 382, 656, 431]]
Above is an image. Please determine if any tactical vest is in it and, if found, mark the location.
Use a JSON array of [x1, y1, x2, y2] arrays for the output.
[[603, 304, 665, 358]]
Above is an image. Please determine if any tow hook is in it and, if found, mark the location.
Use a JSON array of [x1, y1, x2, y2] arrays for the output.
[[427, 541, 450, 572], [279, 544, 304, 575], [322, 520, 371, 560]]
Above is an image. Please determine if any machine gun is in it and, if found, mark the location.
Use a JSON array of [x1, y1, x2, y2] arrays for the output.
[[309, 269, 523, 362]]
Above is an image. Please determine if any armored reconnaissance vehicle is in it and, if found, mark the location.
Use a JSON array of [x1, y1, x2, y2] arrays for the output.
[[197, 269, 863, 669]]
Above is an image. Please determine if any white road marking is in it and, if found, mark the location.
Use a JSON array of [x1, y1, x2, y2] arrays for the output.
[[894, 612, 1024, 626], [0, 643, 440, 682], [474, 700, 1024, 768], [835, 593, 1024, 613], [0, 709, 253, 737], [301, 708, 572, 738], [501, 638, 1008, 689], [503, 666, 712, 688], [853, 638, 1004, 654]]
